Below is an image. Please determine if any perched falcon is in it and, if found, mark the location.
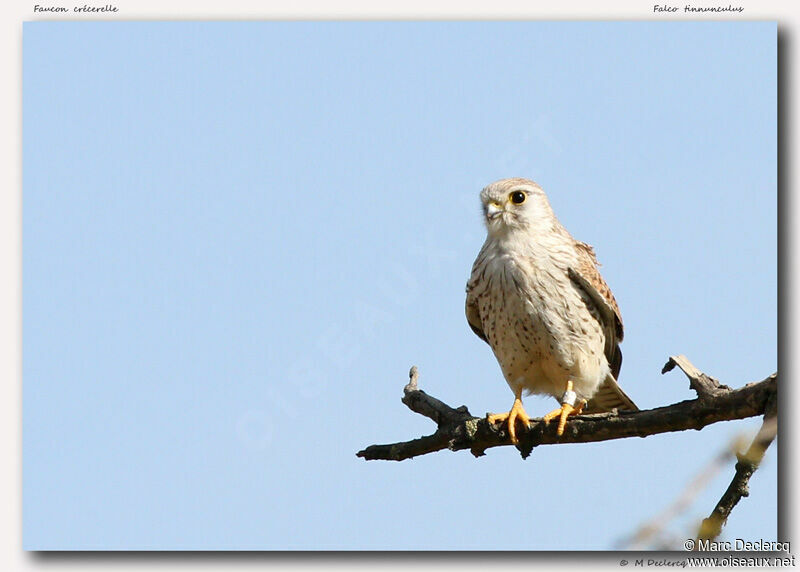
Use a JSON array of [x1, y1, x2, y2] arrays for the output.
[[466, 178, 637, 443]]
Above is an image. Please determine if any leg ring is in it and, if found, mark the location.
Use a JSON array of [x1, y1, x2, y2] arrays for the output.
[[562, 389, 577, 407]]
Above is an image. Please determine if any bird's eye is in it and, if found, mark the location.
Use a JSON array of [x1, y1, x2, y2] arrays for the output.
[[510, 191, 526, 205]]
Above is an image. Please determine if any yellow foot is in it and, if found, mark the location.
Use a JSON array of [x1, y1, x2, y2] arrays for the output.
[[542, 381, 586, 436], [487, 397, 530, 444]]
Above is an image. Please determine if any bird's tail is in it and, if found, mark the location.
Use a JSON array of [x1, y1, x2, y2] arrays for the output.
[[584, 374, 638, 413]]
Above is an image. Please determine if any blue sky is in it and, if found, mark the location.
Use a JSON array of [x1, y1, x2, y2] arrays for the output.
[[23, 21, 776, 550]]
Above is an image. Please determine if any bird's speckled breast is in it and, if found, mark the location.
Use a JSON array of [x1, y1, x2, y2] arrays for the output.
[[474, 248, 608, 401]]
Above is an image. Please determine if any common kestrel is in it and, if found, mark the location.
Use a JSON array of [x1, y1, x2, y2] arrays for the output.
[[466, 178, 637, 443]]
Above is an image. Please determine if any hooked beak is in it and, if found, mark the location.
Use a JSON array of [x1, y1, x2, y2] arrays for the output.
[[486, 201, 503, 220]]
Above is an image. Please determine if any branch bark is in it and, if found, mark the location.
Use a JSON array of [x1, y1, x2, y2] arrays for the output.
[[696, 389, 778, 542], [357, 357, 777, 462]]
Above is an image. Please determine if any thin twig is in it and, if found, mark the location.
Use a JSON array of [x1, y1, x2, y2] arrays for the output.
[[662, 355, 731, 400], [696, 389, 778, 542], [616, 434, 748, 549]]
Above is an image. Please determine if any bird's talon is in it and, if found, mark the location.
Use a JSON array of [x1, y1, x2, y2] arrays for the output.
[[487, 396, 530, 444], [542, 382, 584, 436]]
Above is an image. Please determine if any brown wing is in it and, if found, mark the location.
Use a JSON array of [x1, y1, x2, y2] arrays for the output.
[[465, 244, 490, 345], [570, 241, 623, 343], [568, 241, 636, 411], [465, 276, 488, 344], [466, 299, 488, 343]]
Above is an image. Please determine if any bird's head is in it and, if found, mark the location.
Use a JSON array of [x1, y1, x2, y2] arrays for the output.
[[479, 178, 553, 237]]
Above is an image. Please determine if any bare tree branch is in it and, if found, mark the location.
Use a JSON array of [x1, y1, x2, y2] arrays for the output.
[[661, 355, 732, 400], [357, 357, 777, 462], [696, 390, 778, 542], [617, 433, 749, 549]]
